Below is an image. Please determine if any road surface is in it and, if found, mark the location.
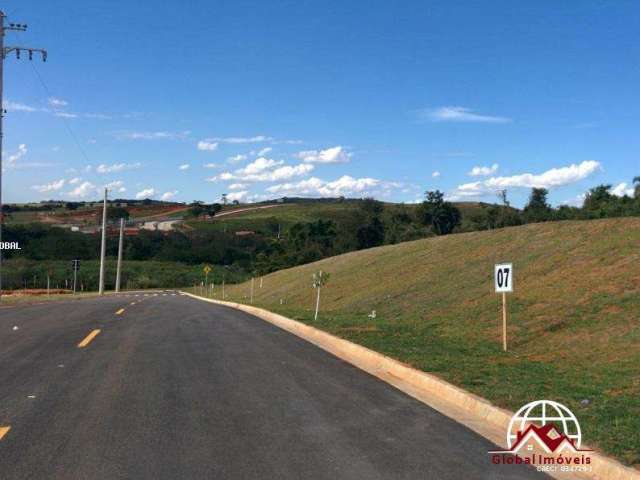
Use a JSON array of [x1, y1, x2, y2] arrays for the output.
[[0, 293, 548, 479]]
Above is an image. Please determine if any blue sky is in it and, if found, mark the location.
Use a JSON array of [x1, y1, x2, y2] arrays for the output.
[[2, 0, 639, 207]]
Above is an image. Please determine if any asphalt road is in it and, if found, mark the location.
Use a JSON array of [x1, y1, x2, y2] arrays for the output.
[[0, 293, 549, 480]]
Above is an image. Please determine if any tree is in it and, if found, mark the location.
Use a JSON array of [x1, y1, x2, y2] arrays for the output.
[[206, 203, 222, 217], [416, 190, 461, 235], [582, 185, 613, 217], [96, 206, 130, 223], [221, 193, 228, 205], [523, 188, 552, 222], [634, 176, 640, 199], [187, 202, 206, 218], [360, 197, 384, 217], [357, 217, 385, 249]]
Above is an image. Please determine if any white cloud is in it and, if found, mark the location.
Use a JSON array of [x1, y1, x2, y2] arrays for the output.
[[265, 163, 315, 181], [227, 191, 248, 202], [54, 112, 79, 119], [68, 177, 82, 185], [117, 131, 190, 141], [2, 99, 110, 120], [208, 135, 272, 144], [135, 188, 156, 200], [227, 154, 247, 163], [448, 160, 601, 200], [48, 97, 68, 107], [68, 181, 97, 198], [447, 181, 485, 199], [209, 162, 314, 184], [468, 163, 499, 177], [31, 179, 66, 193], [422, 106, 512, 124], [83, 113, 112, 120], [2, 144, 49, 171], [611, 182, 634, 197], [484, 160, 600, 189], [229, 183, 248, 190], [203, 163, 219, 168], [432, 171, 441, 178], [197, 140, 219, 151], [178, 163, 190, 170], [6, 144, 28, 168], [297, 146, 352, 164], [257, 147, 272, 156], [240, 157, 284, 175], [96, 162, 142, 174], [105, 180, 126, 193], [160, 190, 178, 201], [266, 175, 380, 197], [3, 101, 40, 113]]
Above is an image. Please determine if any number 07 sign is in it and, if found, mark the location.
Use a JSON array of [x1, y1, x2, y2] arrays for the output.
[[495, 263, 513, 352], [494, 263, 513, 293]]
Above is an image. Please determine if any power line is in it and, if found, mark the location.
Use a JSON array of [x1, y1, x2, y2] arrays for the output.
[[29, 61, 93, 166]]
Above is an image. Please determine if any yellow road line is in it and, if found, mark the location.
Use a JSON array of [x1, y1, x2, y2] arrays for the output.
[[78, 329, 101, 348], [115, 308, 125, 315], [0, 426, 11, 441]]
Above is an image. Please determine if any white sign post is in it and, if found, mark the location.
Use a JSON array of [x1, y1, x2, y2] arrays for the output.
[[494, 263, 513, 352]]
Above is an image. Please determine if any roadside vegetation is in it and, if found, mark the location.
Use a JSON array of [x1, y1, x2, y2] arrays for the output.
[[1, 259, 244, 292], [202, 217, 640, 467]]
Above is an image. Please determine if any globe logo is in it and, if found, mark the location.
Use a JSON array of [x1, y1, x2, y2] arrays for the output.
[[507, 400, 582, 449]]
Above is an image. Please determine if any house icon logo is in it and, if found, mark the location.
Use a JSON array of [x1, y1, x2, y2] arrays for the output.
[[489, 400, 592, 472]]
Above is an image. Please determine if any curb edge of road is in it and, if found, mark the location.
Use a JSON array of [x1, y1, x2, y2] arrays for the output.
[[181, 291, 639, 480]]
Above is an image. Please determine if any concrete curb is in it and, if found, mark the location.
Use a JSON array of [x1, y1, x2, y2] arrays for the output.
[[182, 292, 639, 480]]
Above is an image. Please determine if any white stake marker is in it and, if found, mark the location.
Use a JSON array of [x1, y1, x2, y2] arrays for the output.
[[494, 263, 513, 352]]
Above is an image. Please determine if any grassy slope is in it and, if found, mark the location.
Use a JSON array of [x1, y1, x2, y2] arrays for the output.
[[184, 201, 363, 232], [208, 218, 640, 466]]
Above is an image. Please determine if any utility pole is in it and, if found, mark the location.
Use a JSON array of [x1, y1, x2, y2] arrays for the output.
[[115, 217, 124, 293], [497, 189, 509, 226], [72, 259, 79, 294], [98, 188, 108, 295], [0, 12, 47, 303]]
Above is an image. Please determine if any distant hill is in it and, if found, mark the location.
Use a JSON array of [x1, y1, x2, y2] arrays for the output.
[[4, 197, 511, 240]]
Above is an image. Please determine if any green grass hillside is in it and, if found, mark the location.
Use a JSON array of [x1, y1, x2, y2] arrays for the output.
[[185, 202, 363, 233], [199, 218, 640, 466]]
